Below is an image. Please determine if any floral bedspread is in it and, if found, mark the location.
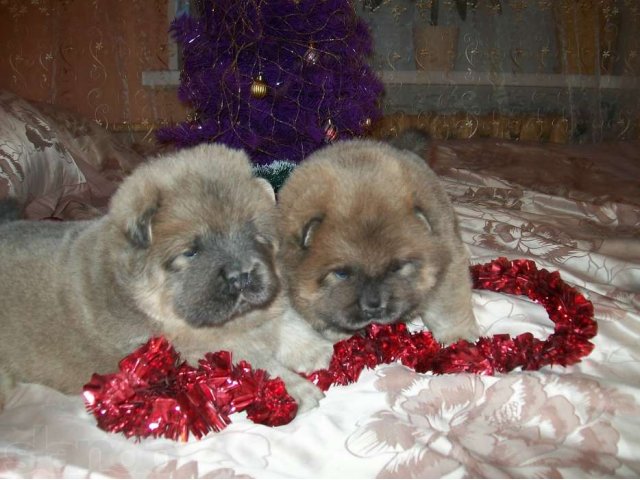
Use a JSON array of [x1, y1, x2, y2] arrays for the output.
[[0, 139, 639, 478]]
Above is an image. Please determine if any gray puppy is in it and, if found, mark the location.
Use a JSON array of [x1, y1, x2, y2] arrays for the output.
[[0, 143, 333, 412], [277, 135, 479, 344]]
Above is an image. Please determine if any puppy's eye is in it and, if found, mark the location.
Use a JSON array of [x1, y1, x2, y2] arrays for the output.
[[390, 260, 416, 276], [320, 267, 353, 286], [182, 247, 198, 258], [166, 246, 199, 271], [332, 268, 350, 280], [390, 262, 403, 272]]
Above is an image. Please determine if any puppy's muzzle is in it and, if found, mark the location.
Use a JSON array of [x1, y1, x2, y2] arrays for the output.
[[359, 282, 389, 320], [362, 306, 385, 320]]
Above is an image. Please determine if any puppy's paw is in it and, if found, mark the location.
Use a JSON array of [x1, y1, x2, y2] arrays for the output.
[[432, 317, 481, 345], [436, 330, 478, 345], [275, 309, 336, 372], [293, 339, 335, 373], [285, 376, 325, 414]]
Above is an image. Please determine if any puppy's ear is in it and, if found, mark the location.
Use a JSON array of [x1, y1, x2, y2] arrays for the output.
[[388, 128, 430, 159], [109, 168, 162, 249], [255, 177, 276, 204], [126, 206, 157, 248], [414, 206, 433, 234], [301, 217, 323, 249]]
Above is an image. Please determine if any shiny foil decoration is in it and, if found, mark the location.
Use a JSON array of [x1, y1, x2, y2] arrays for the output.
[[83, 339, 297, 441], [84, 257, 596, 441], [250, 75, 268, 99]]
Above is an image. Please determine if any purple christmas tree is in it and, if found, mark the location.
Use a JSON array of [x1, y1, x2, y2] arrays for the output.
[[157, 0, 384, 165]]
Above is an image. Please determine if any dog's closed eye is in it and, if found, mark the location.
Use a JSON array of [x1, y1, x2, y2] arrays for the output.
[[166, 242, 200, 271], [181, 247, 198, 258]]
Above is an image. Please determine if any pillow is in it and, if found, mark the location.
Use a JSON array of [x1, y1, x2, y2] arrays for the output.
[[0, 90, 144, 220]]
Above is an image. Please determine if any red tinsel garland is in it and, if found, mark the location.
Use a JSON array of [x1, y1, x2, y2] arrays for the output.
[[83, 257, 597, 441]]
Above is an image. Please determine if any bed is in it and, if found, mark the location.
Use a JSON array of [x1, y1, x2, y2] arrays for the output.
[[0, 93, 639, 478]]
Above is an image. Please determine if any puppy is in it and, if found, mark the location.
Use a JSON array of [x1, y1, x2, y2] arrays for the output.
[[277, 136, 479, 344], [0, 197, 21, 222], [0, 144, 332, 412]]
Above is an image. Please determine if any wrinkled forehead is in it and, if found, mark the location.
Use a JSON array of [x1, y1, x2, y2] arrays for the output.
[[155, 181, 275, 236]]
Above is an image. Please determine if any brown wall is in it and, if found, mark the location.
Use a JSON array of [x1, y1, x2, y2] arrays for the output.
[[0, 0, 186, 131]]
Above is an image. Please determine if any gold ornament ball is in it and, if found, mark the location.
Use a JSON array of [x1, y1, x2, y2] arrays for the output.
[[250, 75, 268, 99]]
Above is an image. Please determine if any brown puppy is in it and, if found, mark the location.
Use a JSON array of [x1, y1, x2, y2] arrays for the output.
[[0, 143, 332, 412], [277, 137, 479, 344]]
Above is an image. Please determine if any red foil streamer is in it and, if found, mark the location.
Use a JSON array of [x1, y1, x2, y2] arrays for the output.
[[84, 257, 597, 440]]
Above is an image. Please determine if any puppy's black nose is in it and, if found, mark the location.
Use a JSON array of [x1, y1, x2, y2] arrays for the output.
[[359, 285, 387, 320], [223, 268, 252, 294]]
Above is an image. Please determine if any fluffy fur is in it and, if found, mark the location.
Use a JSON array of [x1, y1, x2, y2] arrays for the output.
[[0, 144, 332, 412], [277, 137, 479, 343]]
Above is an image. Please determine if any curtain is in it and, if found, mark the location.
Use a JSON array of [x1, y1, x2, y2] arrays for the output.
[[361, 0, 639, 143]]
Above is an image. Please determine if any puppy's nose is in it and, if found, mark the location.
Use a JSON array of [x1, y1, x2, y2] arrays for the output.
[[359, 286, 387, 320], [223, 267, 252, 293]]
